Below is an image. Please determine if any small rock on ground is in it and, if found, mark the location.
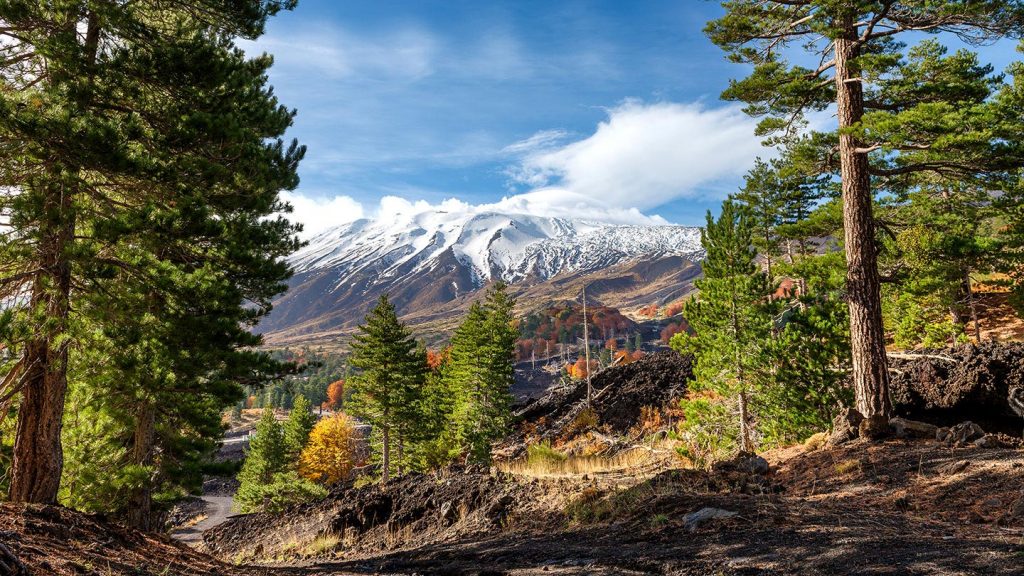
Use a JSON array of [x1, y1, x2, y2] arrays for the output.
[[682, 507, 737, 533]]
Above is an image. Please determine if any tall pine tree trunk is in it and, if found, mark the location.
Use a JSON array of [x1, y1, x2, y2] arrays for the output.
[[834, 16, 891, 422], [738, 389, 753, 454], [381, 424, 390, 483], [730, 289, 754, 453], [964, 269, 981, 342], [126, 401, 156, 530], [10, 8, 101, 504], [10, 179, 74, 504], [396, 431, 404, 477]]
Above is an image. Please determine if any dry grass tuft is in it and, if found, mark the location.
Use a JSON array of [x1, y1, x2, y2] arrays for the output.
[[803, 432, 828, 453], [303, 534, 340, 556], [499, 445, 663, 477], [834, 459, 860, 475]]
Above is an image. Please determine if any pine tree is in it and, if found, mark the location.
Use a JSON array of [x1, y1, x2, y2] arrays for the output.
[[283, 395, 317, 461], [236, 409, 326, 513], [236, 410, 287, 512], [348, 295, 426, 482], [999, 179, 1024, 316], [707, 1, 1024, 426], [401, 346, 457, 471], [677, 200, 772, 454], [0, 0, 302, 506], [445, 282, 517, 464], [735, 153, 831, 285], [763, 252, 853, 444], [391, 343, 430, 475], [734, 160, 787, 286], [882, 180, 1004, 347]]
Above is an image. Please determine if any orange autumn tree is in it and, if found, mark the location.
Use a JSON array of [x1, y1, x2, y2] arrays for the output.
[[426, 347, 450, 370], [299, 413, 363, 484], [664, 301, 685, 317], [325, 379, 345, 410], [614, 350, 644, 366], [637, 304, 659, 318], [660, 321, 689, 344], [567, 356, 598, 380]]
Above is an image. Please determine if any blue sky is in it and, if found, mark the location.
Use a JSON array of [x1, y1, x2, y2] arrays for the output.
[[241, 1, 1021, 236]]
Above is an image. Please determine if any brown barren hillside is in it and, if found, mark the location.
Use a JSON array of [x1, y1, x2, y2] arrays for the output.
[[263, 255, 701, 349]]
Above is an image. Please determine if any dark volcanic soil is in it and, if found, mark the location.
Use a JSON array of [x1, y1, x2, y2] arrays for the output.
[[890, 342, 1024, 434], [501, 350, 693, 456], [8, 440, 1024, 576], [205, 439, 1024, 576], [0, 503, 289, 576], [203, 467, 576, 562], [302, 504, 1023, 576]]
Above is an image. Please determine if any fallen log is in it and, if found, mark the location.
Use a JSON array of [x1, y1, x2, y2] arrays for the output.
[[887, 352, 955, 362]]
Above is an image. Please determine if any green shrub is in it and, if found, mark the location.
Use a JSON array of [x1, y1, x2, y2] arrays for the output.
[[236, 470, 326, 514], [526, 440, 567, 466], [676, 396, 737, 469]]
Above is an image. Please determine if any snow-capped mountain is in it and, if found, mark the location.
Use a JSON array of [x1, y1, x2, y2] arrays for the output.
[[291, 211, 702, 286], [259, 211, 704, 345]]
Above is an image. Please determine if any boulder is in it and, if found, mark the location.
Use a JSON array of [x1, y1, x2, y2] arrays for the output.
[[973, 434, 1002, 449], [682, 507, 737, 533], [828, 408, 864, 446], [938, 421, 985, 446], [936, 460, 971, 476], [712, 453, 769, 475], [737, 454, 770, 475], [890, 417, 938, 439], [1008, 493, 1024, 522]]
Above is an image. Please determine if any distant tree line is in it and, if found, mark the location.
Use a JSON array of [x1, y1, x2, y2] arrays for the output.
[[241, 348, 348, 411]]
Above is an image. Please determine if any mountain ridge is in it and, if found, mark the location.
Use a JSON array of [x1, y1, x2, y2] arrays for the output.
[[259, 211, 705, 346]]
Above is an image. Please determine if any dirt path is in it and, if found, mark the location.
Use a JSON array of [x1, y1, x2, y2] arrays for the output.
[[172, 496, 236, 544]]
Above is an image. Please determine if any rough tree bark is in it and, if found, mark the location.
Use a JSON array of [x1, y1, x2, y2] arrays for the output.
[[9, 179, 74, 504], [396, 432, 404, 477], [125, 401, 156, 530], [834, 15, 892, 422], [963, 270, 982, 342], [730, 287, 754, 453], [381, 423, 390, 483], [738, 389, 753, 454], [9, 9, 101, 504]]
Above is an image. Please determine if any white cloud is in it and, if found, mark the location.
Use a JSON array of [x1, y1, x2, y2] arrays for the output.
[[501, 129, 571, 156], [280, 191, 364, 239], [488, 189, 669, 225], [508, 100, 765, 210], [283, 100, 766, 235], [237, 24, 437, 82]]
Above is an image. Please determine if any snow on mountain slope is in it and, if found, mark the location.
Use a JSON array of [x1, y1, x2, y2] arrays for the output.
[[289, 211, 702, 287], [260, 211, 704, 343]]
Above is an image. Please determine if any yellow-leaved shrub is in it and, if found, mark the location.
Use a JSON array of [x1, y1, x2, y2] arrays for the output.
[[299, 413, 362, 484]]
